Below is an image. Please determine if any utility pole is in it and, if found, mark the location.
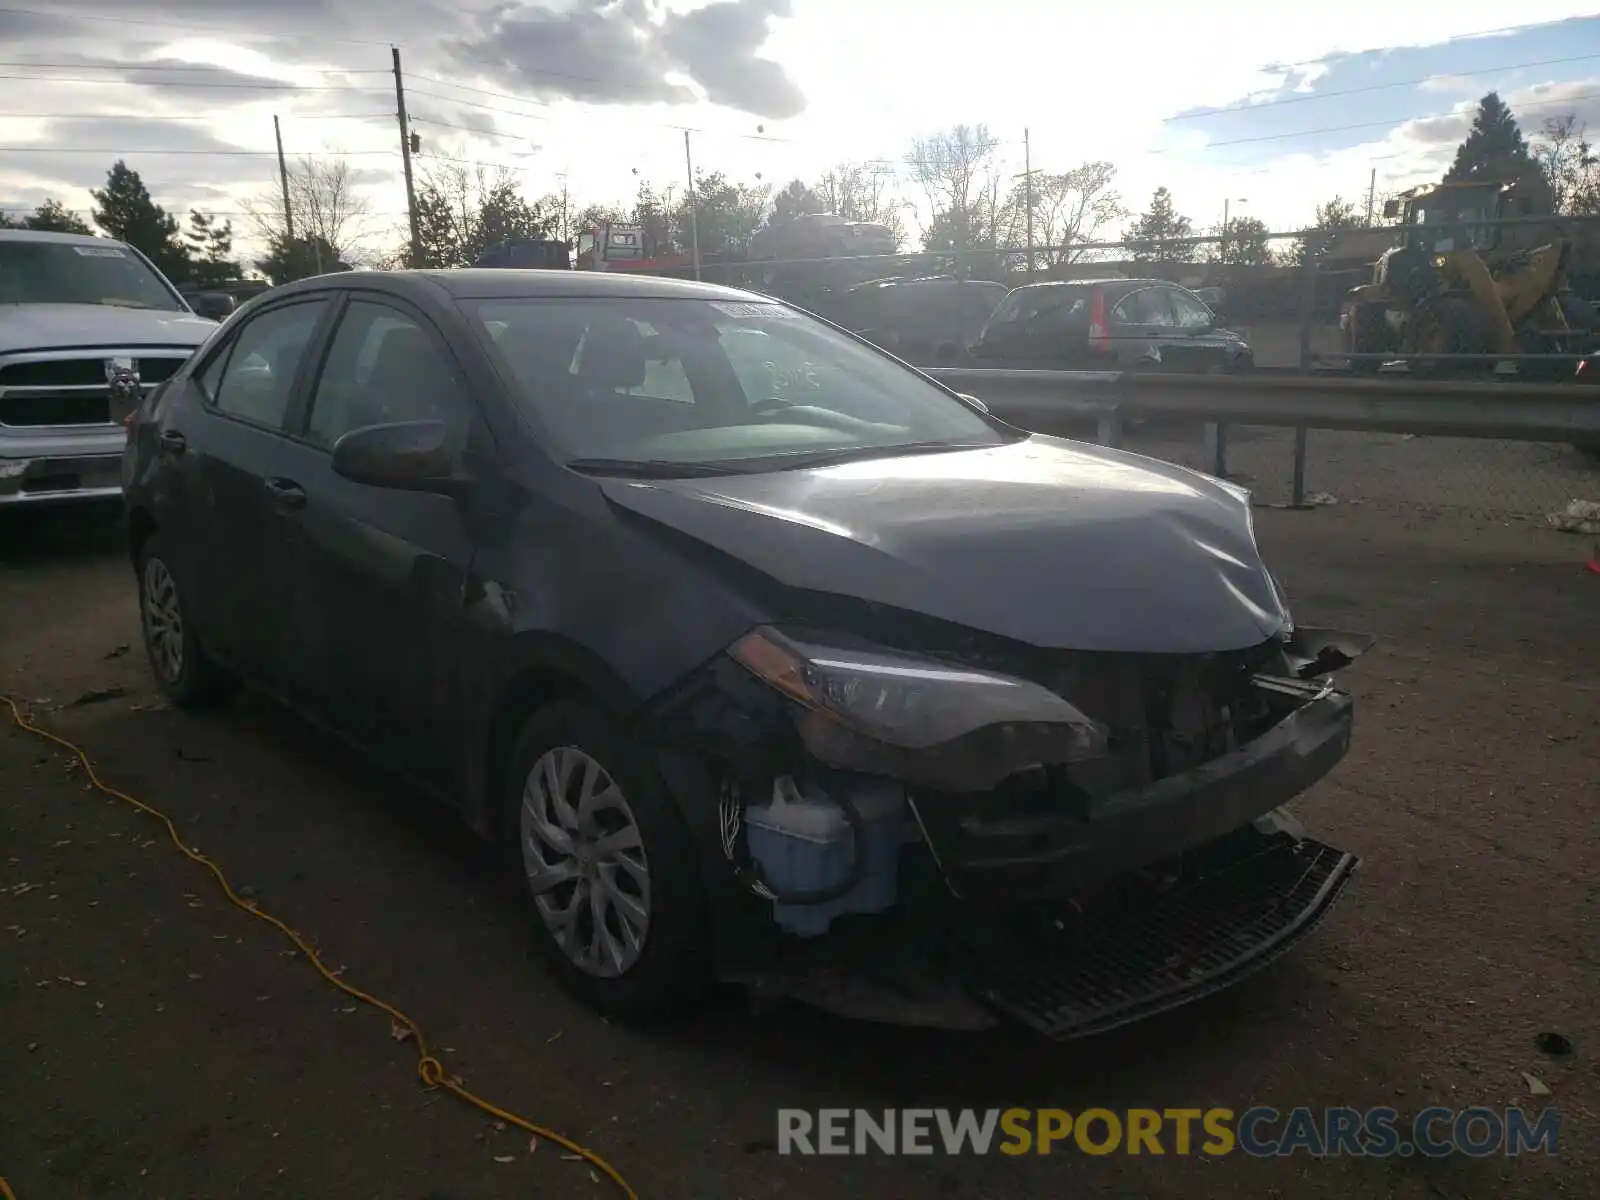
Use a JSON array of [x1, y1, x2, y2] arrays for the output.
[[1365, 167, 1377, 226], [273, 115, 294, 242], [1023, 127, 1034, 280], [683, 130, 701, 280], [392, 46, 422, 266]]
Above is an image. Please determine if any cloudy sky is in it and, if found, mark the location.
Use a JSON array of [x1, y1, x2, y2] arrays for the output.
[[2, 0, 1599, 262]]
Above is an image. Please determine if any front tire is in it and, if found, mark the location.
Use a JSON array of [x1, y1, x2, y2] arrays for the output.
[[507, 701, 711, 1018], [137, 532, 236, 711], [1403, 296, 1491, 377]]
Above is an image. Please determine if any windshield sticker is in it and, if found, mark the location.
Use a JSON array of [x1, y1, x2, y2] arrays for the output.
[[710, 301, 796, 319], [73, 246, 127, 258]]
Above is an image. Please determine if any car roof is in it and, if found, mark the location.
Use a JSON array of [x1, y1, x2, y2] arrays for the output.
[[0, 229, 124, 247], [266, 268, 775, 305], [1013, 277, 1174, 294], [849, 274, 1006, 293]]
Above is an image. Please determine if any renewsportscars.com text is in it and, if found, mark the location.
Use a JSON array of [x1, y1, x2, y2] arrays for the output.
[[777, 1106, 1560, 1158]]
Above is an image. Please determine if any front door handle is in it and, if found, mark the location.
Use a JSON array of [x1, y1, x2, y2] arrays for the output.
[[158, 429, 187, 455], [264, 477, 307, 511]]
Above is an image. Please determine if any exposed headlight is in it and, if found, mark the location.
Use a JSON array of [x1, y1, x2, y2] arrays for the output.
[[728, 626, 1109, 791]]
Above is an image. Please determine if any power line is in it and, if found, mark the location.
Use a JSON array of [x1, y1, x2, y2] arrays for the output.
[[6, 83, 1591, 169], [0, 5, 401, 49], [0, 59, 390, 74], [403, 74, 549, 108], [0, 145, 396, 156], [7, 111, 394, 121], [1167, 51, 1600, 121], [0, 70, 383, 91], [1148, 88, 1600, 154]]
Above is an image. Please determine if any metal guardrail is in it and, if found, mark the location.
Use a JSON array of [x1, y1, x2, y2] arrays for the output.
[[927, 368, 1600, 441], [924, 367, 1600, 505]]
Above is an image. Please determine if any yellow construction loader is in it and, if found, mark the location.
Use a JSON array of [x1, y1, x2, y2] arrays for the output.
[[1340, 177, 1595, 377]]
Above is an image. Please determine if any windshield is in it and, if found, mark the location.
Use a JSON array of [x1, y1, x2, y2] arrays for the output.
[[466, 295, 1013, 471], [0, 240, 184, 310]]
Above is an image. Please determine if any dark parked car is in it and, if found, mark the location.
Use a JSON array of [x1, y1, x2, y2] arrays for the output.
[[122, 269, 1363, 1037], [972, 278, 1255, 372], [829, 275, 1008, 365]]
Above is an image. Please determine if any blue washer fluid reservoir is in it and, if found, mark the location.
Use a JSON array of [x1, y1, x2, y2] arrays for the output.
[[744, 774, 910, 937]]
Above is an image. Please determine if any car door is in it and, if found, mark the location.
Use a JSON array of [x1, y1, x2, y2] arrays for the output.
[[1162, 286, 1241, 371], [153, 295, 335, 689], [267, 292, 492, 788], [1108, 286, 1181, 368]]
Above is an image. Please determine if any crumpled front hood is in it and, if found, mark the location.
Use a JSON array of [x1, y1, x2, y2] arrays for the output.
[[0, 304, 216, 355], [598, 435, 1291, 654]]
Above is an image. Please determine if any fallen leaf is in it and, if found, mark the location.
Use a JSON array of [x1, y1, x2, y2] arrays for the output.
[[528, 1135, 538, 1154], [104, 644, 130, 659], [390, 1021, 413, 1043], [492, 1121, 506, 1132], [493, 1155, 516, 1164], [67, 686, 131, 708], [1523, 1072, 1552, 1097]]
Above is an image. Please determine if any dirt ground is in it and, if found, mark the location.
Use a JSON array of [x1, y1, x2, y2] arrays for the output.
[[2, 502, 1596, 1200]]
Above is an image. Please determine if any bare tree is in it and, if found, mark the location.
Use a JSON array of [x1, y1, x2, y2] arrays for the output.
[[1535, 114, 1600, 216], [243, 155, 374, 267], [814, 161, 906, 246], [411, 163, 550, 268], [995, 161, 1124, 265], [903, 125, 1003, 251]]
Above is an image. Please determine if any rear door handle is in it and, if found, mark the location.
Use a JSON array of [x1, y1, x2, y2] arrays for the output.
[[264, 477, 307, 511], [158, 430, 187, 455]]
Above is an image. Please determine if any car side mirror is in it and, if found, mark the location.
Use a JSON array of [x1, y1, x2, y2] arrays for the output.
[[331, 420, 473, 497], [1382, 199, 1400, 219]]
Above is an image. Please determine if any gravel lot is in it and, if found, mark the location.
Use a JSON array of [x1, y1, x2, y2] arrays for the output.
[[1, 501, 1596, 1200]]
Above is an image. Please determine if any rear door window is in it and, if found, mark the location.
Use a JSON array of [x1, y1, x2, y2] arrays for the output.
[[1111, 288, 1177, 327], [1166, 288, 1215, 330]]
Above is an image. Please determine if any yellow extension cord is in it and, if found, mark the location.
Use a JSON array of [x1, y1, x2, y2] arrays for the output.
[[1, 695, 637, 1200]]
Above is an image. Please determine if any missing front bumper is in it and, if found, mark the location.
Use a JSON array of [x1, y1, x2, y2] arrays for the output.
[[745, 828, 1358, 1038], [951, 831, 1358, 1038]]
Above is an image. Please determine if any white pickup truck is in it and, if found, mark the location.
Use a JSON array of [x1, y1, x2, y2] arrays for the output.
[[1, 229, 219, 507]]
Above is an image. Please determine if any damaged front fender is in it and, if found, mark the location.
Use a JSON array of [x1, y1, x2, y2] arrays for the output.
[[1281, 626, 1376, 679]]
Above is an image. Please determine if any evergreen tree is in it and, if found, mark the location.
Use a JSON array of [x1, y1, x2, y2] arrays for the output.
[[1126, 187, 1192, 262], [24, 199, 94, 234], [1445, 92, 1536, 183], [254, 234, 347, 285], [767, 179, 825, 226], [89, 161, 192, 280], [184, 211, 242, 287]]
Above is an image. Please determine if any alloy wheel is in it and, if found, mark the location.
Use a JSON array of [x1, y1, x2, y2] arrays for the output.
[[141, 557, 184, 684], [520, 746, 652, 978]]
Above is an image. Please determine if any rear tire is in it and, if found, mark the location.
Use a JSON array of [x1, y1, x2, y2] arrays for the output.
[[136, 531, 236, 711], [506, 700, 711, 1019]]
